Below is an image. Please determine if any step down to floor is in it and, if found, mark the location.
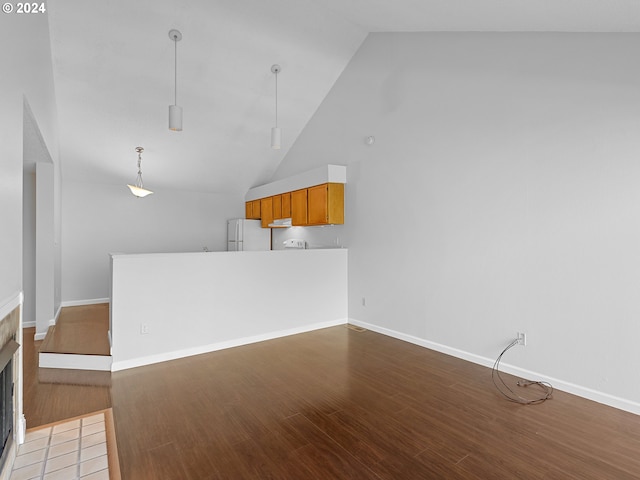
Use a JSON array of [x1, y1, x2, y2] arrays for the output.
[[38, 303, 112, 372], [39, 352, 112, 371], [38, 367, 112, 386]]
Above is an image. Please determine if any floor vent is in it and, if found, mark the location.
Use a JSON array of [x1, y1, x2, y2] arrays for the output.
[[346, 324, 367, 332]]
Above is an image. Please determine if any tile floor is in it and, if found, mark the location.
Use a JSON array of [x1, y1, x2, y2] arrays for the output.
[[10, 412, 110, 480]]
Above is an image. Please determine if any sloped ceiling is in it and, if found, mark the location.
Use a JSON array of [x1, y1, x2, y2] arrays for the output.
[[47, 0, 366, 194], [47, 0, 640, 195]]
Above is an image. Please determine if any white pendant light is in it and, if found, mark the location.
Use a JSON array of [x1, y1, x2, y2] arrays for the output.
[[127, 147, 153, 198], [169, 29, 183, 131], [271, 64, 281, 149]]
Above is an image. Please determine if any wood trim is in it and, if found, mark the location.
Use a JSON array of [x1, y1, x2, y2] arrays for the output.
[[104, 408, 122, 480], [23, 409, 122, 479]]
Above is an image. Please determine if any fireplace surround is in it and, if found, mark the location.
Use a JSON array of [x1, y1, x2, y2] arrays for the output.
[[0, 302, 22, 480]]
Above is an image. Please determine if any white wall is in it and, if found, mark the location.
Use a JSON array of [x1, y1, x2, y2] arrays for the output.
[[62, 181, 244, 302], [22, 171, 36, 328], [271, 225, 345, 250], [110, 249, 347, 370], [271, 33, 640, 413], [0, 13, 56, 304], [0, 9, 59, 471]]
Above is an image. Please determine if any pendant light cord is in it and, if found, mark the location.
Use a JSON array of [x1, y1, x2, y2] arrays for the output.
[[275, 70, 278, 128], [137, 152, 144, 188], [174, 35, 178, 106]]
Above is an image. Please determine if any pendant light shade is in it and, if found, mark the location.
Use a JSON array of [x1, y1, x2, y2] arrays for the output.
[[169, 104, 183, 131], [271, 127, 281, 150], [271, 64, 281, 149], [169, 29, 183, 131], [127, 147, 153, 198], [128, 184, 153, 198]]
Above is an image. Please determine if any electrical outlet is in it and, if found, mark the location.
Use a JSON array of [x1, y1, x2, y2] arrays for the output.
[[361, 297, 366, 307], [517, 332, 527, 346], [140, 323, 150, 335]]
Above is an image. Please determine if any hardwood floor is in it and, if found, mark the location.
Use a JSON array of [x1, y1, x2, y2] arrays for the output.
[[24, 327, 112, 427], [39, 304, 110, 355], [23, 324, 640, 479]]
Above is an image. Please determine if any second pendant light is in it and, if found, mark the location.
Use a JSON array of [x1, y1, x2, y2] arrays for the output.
[[169, 29, 183, 131]]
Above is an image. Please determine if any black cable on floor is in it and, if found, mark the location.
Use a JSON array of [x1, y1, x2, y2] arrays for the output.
[[491, 338, 553, 405]]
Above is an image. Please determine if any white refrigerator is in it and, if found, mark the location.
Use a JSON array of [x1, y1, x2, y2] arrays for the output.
[[227, 219, 271, 251]]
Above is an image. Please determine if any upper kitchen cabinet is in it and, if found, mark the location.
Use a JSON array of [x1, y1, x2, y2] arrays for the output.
[[291, 189, 308, 226], [307, 183, 344, 225], [260, 197, 274, 228], [272, 194, 283, 220], [251, 199, 261, 219], [281, 192, 291, 218], [244, 165, 346, 227], [244, 200, 261, 220]]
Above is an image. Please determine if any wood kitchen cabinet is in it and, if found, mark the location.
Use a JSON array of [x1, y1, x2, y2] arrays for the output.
[[307, 183, 344, 225], [260, 197, 274, 228], [246, 183, 343, 226], [245, 202, 253, 219], [246, 201, 261, 220], [281, 192, 291, 218], [291, 189, 308, 226], [272, 194, 282, 220], [251, 199, 261, 219]]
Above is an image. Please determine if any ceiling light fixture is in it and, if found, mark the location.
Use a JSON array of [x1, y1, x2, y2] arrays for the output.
[[271, 64, 281, 149], [168, 29, 183, 131], [127, 147, 153, 198]]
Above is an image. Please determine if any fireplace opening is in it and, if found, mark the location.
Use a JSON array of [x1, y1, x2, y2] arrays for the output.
[[0, 339, 19, 470], [0, 358, 13, 457]]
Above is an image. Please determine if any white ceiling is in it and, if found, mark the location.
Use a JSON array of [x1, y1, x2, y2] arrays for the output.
[[47, 0, 640, 195], [311, 0, 640, 32]]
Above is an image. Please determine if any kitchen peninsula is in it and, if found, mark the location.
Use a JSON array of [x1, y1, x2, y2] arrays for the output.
[[109, 248, 347, 371]]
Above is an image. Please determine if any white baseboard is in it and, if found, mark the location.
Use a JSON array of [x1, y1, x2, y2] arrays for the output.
[[18, 415, 26, 444], [34, 331, 48, 341], [60, 298, 109, 308], [29, 303, 91, 334], [112, 318, 348, 372], [348, 318, 640, 417], [39, 352, 112, 371]]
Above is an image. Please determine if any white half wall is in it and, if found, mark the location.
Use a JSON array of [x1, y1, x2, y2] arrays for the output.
[[271, 33, 640, 412], [62, 181, 243, 302], [110, 249, 347, 370]]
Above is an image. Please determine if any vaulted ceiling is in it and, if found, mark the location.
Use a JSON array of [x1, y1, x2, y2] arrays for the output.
[[47, 0, 640, 195]]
